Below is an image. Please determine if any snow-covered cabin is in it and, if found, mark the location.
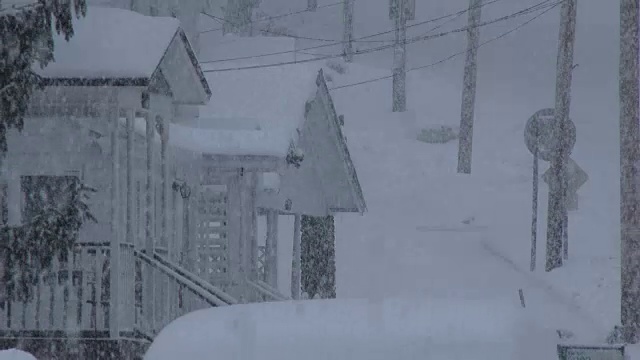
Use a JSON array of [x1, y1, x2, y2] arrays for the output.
[[0, 7, 229, 358], [181, 61, 366, 299]]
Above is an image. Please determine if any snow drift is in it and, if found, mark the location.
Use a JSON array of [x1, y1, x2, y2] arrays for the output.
[[144, 296, 557, 360]]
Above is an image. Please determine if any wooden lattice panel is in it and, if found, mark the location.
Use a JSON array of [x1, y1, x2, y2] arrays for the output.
[[195, 185, 230, 285]]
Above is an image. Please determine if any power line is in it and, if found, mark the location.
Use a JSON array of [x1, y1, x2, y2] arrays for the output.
[[199, 1, 344, 34], [269, 0, 475, 45], [330, 0, 562, 91], [201, 0, 503, 58], [201, 0, 558, 66], [356, 0, 505, 42]]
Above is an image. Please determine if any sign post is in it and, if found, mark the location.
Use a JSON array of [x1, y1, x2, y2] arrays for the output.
[[525, 108, 580, 269], [543, 157, 588, 211]]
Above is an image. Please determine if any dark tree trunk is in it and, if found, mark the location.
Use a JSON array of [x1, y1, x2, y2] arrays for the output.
[[301, 215, 336, 299]]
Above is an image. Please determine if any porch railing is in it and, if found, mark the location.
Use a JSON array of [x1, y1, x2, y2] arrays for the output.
[[133, 250, 236, 336], [0, 242, 238, 338], [247, 280, 291, 302], [0, 243, 111, 335]]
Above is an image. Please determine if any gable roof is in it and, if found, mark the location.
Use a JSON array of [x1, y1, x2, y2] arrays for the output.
[[35, 7, 211, 104], [186, 62, 319, 157], [315, 70, 367, 214]]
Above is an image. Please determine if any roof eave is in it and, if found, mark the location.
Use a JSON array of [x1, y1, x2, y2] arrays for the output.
[[316, 69, 368, 214], [151, 28, 211, 105], [177, 29, 212, 100], [41, 77, 150, 87]]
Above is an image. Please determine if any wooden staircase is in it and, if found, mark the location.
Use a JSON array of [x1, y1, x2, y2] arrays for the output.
[[0, 243, 237, 359]]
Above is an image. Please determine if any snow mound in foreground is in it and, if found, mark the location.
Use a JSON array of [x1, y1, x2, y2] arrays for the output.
[[144, 296, 558, 360], [0, 349, 37, 360]]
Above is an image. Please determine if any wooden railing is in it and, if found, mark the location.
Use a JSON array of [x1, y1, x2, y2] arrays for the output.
[[247, 280, 291, 302], [0, 242, 238, 338], [257, 245, 266, 281], [0, 243, 111, 335], [133, 250, 236, 336]]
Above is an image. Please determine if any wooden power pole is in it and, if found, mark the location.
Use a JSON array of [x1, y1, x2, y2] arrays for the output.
[[545, 0, 577, 272], [620, 0, 640, 344], [457, 0, 482, 174], [392, 0, 407, 112], [343, 0, 355, 62]]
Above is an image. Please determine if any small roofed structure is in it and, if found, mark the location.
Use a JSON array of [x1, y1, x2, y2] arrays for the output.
[[0, 7, 229, 358], [177, 61, 366, 300]]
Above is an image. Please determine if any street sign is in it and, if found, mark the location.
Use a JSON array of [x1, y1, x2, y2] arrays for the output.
[[389, 0, 416, 21], [543, 158, 588, 191], [525, 108, 577, 162], [557, 344, 625, 360], [542, 157, 588, 210]]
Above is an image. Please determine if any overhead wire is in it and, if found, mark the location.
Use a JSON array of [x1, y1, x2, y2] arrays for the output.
[[201, 0, 560, 68], [199, 1, 345, 34], [200, 0, 504, 53], [269, 0, 476, 44], [329, 0, 563, 91]]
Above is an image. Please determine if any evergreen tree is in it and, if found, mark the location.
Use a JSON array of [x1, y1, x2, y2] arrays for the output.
[[0, 0, 86, 152], [301, 215, 336, 299], [0, 0, 89, 302], [3, 178, 96, 301]]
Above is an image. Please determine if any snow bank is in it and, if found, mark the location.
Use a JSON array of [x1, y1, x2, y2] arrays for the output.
[[144, 297, 557, 360], [0, 349, 37, 360], [37, 7, 179, 79]]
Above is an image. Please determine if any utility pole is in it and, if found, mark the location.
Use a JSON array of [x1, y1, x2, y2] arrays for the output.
[[545, 0, 577, 271], [343, 0, 355, 62], [457, 0, 482, 174], [620, 0, 640, 344], [392, 0, 407, 112], [223, 0, 253, 34], [545, 0, 577, 272]]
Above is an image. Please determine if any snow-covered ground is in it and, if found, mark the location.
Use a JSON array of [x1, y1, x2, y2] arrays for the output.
[[0, 350, 37, 360], [144, 296, 560, 360], [325, 59, 614, 343], [191, 0, 623, 354]]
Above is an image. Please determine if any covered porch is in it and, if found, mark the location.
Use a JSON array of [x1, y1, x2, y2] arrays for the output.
[[0, 7, 226, 358]]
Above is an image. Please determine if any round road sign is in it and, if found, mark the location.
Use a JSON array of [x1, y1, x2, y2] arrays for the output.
[[524, 108, 576, 162]]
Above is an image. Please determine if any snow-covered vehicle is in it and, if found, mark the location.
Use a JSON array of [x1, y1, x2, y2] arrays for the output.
[[144, 295, 557, 360]]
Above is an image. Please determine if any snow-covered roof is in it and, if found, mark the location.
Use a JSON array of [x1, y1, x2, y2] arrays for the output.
[[144, 297, 552, 360], [188, 62, 320, 157], [37, 7, 179, 80], [35, 7, 211, 103], [170, 118, 296, 157]]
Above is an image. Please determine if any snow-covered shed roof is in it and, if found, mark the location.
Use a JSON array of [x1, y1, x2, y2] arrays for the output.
[[182, 61, 366, 214], [181, 62, 319, 157], [36, 7, 211, 105]]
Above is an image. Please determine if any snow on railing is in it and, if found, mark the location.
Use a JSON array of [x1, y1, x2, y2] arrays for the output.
[[151, 252, 237, 305], [247, 279, 291, 302]]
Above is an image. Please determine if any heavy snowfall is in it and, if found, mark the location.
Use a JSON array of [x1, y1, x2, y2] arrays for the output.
[[0, 0, 638, 359]]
